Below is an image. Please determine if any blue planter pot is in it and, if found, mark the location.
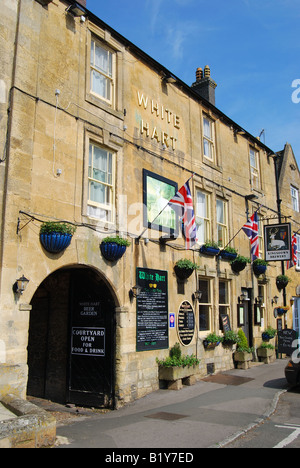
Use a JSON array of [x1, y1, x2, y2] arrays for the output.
[[200, 246, 220, 256], [40, 232, 72, 254], [220, 251, 238, 261], [262, 333, 271, 342], [253, 264, 267, 277], [100, 242, 127, 261]]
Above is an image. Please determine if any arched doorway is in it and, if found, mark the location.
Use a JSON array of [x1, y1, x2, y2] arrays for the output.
[[27, 266, 116, 409]]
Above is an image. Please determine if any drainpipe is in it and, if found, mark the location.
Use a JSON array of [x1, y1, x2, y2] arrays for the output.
[[273, 153, 287, 308]]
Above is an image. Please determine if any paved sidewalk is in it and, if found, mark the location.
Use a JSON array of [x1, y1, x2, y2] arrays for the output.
[[56, 359, 289, 449]]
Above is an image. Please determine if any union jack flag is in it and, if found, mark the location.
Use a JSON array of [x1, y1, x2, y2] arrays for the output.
[[242, 211, 260, 261], [168, 179, 198, 249], [287, 234, 297, 269]]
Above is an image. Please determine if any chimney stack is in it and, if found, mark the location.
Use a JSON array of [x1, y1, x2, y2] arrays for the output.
[[191, 66, 217, 106]]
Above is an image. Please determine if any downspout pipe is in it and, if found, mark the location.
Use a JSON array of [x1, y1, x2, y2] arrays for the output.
[[273, 153, 287, 308]]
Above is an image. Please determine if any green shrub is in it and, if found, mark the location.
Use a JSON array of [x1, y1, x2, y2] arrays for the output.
[[102, 236, 131, 247], [237, 329, 253, 353], [205, 333, 223, 344], [169, 343, 182, 360], [40, 222, 76, 236], [260, 342, 275, 350], [157, 343, 200, 368], [175, 259, 198, 270]]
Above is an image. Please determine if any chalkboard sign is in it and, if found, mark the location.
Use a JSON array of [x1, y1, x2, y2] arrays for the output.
[[178, 301, 195, 346], [136, 268, 168, 352], [220, 314, 231, 333], [278, 329, 298, 355]]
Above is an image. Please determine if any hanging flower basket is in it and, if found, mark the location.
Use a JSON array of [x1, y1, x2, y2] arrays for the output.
[[252, 259, 268, 277], [276, 275, 290, 291], [203, 333, 222, 350], [200, 242, 220, 257], [276, 306, 289, 316], [219, 248, 238, 261], [100, 236, 131, 262], [231, 256, 250, 273], [262, 327, 277, 342], [40, 222, 76, 254], [174, 259, 198, 281]]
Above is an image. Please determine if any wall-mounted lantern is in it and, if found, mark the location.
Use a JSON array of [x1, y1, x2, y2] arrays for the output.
[[129, 285, 142, 300], [192, 290, 203, 302], [13, 275, 29, 296], [238, 292, 248, 304]]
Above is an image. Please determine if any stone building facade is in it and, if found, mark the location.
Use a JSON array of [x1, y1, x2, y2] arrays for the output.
[[0, 0, 299, 408]]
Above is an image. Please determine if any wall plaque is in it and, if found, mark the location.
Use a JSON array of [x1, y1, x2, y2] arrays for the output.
[[136, 268, 169, 352], [178, 301, 195, 346]]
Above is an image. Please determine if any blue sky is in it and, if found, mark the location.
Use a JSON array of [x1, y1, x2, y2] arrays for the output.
[[87, 0, 300, 165]]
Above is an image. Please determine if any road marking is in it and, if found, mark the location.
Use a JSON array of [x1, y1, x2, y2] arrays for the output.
[[274, 425, 300, 448]]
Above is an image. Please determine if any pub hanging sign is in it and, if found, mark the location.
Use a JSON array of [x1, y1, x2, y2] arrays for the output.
[[264, 223, 292, 262]]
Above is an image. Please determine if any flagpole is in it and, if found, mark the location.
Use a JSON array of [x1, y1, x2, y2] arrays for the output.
[[221, 226, 244, 253], [135, 173, 195, 244], [221, 205, 262, 258]]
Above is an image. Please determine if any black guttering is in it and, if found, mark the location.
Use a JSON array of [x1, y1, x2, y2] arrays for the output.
[[64, 0, 277, 157]]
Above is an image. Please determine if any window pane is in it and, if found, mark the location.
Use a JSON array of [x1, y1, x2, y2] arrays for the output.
[[89, 181, 105, 204], [197, 191, 206, 217], [203, 118, 211, 139], [199, 306, 210, 331], [197, 221, 205, 245], [91, 70, 107, 98], [196, 192, 207, 244], [250, 149, 257, 168], [219, 281, 228, 304], [95, 44, 108, 74], [203, 140, 211, 158], [219, 306, 228, 316], [217, 225, 224, 247], [90, 40, 95, 65], [93, 146, 108, 182], [216, 200, 224, 224], [199, 279, 209, 303], [291, 186, 299, 212], [87, 204, 109, 221]]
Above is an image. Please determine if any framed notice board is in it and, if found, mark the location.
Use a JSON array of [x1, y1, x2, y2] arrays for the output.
[[136, 268, 169, 352]]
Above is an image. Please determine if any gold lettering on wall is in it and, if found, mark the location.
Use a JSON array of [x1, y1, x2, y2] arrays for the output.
[[137, 91, 180, 150]]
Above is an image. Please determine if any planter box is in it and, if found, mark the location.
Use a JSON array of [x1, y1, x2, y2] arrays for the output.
[[158, 366, 198, 390], [257, 348, 276, 364], [234, 351, 253, 369]]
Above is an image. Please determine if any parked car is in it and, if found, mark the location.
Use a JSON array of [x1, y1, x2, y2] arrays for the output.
[[285, 360, 300, 386]]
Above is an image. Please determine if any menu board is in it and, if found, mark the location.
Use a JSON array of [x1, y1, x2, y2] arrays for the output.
[[178, 301, 195, 346], [136, 268, 169, 352], [278, 329, 298, 355]]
